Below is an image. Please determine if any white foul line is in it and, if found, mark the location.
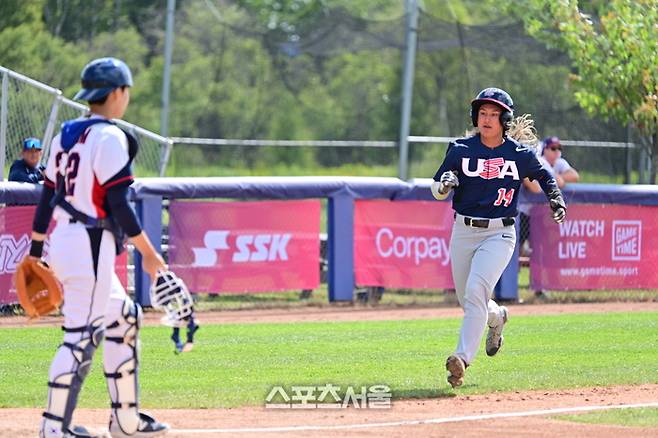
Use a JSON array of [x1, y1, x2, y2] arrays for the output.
[[170, 401, 658, 434]]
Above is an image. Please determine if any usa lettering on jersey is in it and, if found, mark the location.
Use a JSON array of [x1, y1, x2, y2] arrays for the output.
[[460, 158, 520, 180]]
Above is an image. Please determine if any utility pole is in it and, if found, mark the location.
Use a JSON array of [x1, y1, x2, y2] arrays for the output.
[[397, 0, 419, 181], [161, 0, 176, 137]]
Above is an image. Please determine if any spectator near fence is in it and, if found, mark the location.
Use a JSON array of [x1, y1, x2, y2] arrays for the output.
[[8, 138, 45, 183], [520, 136, 580, 257]]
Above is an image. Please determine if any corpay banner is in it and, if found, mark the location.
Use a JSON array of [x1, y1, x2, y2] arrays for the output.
[[168, 200, 321, 293], [354, 200, 454, 289]]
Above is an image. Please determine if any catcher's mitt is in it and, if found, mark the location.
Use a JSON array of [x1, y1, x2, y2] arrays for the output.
[[14, 257, 63, 319]]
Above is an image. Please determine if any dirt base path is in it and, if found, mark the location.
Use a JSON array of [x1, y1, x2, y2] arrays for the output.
[[3, 301, 658, 436], [3, 384, 657, 437]]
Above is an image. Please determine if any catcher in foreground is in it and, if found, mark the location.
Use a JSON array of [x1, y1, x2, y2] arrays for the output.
[[25, 57, 172, 438]]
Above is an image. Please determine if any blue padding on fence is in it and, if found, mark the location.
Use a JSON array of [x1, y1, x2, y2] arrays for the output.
[[520, 183, 658, 205], [130, 176, 410, 200], [328, 195, 355, 301], [0, 182, 42, 204], [134, 196, 163, 306]]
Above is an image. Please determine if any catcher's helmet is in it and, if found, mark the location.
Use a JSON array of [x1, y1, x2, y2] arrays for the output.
[[73, 57, 133, 102], [470, 87, 514, 130]]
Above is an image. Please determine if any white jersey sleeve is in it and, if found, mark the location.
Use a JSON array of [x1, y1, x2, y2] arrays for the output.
[[44, 133, 62, 186], [93, 125, 131, 185], [553, 157, 573, 175]]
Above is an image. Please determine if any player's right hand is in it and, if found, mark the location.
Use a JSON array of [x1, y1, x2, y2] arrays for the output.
[[143, 252, 167, 280], [439, 171, 459, 194]]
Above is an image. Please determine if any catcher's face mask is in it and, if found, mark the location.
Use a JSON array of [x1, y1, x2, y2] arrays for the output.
[[150, 270, 194, 326]]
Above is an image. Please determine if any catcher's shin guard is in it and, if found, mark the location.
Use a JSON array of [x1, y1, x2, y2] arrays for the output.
[[104, 297, 143, 435], [40, 318, 104, 438]]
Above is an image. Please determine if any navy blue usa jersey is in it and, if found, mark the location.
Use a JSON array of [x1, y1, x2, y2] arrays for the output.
[[433, 134, 558, 218]]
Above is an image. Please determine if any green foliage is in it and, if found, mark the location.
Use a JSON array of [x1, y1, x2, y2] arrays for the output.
[[0, 0, 640, 179], [1, 311, 657, 408], [513, 0, 658, 181], [0, 24, 85, 89]]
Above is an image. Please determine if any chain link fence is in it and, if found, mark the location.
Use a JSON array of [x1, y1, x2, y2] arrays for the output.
[[0, 66, 172, 179]]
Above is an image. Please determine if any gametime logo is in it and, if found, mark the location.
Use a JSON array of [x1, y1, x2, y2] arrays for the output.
[[611, 220, 641, 261], [192, 230, 292, 267]]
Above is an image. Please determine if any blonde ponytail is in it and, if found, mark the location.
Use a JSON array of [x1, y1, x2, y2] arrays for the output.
[[507, 114, 539, 150]]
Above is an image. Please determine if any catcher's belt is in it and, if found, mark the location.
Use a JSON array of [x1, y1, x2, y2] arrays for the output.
[[14, 257, 63, 319]]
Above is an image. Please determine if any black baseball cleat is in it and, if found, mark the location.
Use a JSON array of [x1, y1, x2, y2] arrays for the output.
[[109, 412, 169, 437]]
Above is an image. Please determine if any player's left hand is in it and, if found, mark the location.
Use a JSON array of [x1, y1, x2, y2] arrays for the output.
[[550, 198, 566, 224]]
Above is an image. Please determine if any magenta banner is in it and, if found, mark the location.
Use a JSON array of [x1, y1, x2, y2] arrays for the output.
[[0, 207, 40, 305], [354, 200, 454, 289], [0, 206, 128, 305], [530, 204, 658, 290], [168, 200, 321, 293]]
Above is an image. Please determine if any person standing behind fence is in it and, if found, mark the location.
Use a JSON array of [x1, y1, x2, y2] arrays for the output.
[[430, 87, 567, 389], [539, 136, 580, 185], [518, 136, 580, 257], [9, 138, 45, 183], [26, 57, 169, 438]]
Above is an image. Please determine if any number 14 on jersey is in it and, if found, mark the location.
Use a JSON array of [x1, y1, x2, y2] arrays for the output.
[[494, 188, 514, 207]]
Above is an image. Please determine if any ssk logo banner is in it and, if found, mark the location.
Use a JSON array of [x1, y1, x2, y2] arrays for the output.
[[168, 200, 320, 293], [354, 200, 454, 289], [0, 206, 127, 305]]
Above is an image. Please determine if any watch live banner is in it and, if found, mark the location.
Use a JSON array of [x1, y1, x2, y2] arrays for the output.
[[168, 200, 321, 293], [354, 200, 454, 289], [0, 206, 128, 305], [530, 204, 658, 290]]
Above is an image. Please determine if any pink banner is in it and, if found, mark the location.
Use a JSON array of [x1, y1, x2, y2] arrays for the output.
[[0, 207, 129, 305], [530, 204, 658, 290], [354, 200, 454, 289], [0, 207, 40, 305], [168, 200, 321, 293]]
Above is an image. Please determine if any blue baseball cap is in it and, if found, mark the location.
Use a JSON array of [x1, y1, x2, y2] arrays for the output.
[[74, 57, 133, 101], [23, 137, 42, 150]]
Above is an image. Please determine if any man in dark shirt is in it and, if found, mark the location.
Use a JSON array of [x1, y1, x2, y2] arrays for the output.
[[9, 137, 44, 183]]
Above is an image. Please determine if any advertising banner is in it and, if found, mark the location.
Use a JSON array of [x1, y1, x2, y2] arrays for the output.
[[169, 200, 321, 293], [0, 206, 128, 304], [530, 204, 658, 290], [354, 200, 454, 289]]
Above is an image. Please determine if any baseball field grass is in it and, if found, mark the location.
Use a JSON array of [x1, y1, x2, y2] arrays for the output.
[[555, 408, 658, 427], [1, 310, 657, 417]]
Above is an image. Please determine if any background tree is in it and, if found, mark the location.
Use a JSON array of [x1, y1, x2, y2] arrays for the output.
[[512, 0, 658, 182]]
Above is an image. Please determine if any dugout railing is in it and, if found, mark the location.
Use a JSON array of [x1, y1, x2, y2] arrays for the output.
[[2, 178, 658, 306]]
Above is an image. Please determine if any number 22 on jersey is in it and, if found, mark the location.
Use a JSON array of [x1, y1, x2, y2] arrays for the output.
[[493, 188, 514, 207], [55, 152, 81, 196]]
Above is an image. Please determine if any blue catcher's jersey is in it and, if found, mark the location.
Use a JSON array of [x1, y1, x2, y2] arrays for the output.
[[433, 134, 557, 218]]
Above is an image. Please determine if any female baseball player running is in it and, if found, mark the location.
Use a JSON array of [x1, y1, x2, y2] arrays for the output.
[[28, 58, 169, 437], [431, 87, 566, 388]]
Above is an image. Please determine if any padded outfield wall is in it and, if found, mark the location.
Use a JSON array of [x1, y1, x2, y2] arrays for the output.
[[1, 178, 658, 306]]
